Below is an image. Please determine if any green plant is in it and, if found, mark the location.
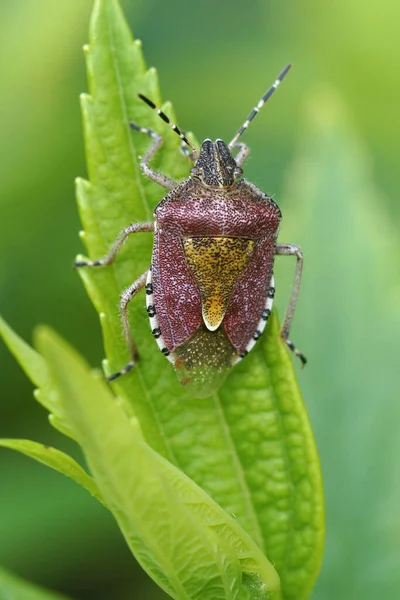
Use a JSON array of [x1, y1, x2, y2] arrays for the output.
[[0, 567, 70, 600], [0, 0, 324, 598]]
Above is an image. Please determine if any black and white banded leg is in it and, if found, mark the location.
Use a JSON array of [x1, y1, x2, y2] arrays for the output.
[[275, 243, 306, 365], [108, 270, 149, 382], [74, 221, 154, 268]]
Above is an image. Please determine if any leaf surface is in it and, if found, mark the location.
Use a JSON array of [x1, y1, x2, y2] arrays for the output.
[[36, 326, 281, 600], [73, 0, 325, 597], [0, 438, 102, 504], [278, 91, 400, 599], [0, 315, 73, 439], [0, 567, 71, 600]]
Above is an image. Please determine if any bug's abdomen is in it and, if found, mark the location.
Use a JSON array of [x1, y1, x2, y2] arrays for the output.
[[173, 324, 237, 398]]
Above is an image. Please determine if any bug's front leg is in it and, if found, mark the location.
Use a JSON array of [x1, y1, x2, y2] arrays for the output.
[[74, 222, 154, 268], [129, 123, 178, 190], [275, 243, 307, 365], [230, 142, 250, 167], [108, 269, 149, 382]]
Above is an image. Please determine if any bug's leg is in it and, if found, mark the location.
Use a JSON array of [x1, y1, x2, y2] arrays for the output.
[[74, 222, 154, 268], [108, 269, 149, 382], [130, 123, 177, 190], [275, 243, 307, 365], [231, 142, 251, 167]]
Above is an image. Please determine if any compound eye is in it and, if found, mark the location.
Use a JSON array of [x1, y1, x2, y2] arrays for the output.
[[234, 166, 243, 178], [190, 166, 201, 178]]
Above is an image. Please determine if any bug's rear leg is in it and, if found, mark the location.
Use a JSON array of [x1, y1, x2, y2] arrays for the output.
[[130, 123, 177, 190], [74, 222, 154, 268], [275, 243, 307, 365], [108, 270, 149, 382]]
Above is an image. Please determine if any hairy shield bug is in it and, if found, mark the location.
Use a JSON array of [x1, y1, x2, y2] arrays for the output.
[[75, 63, 306, 398]]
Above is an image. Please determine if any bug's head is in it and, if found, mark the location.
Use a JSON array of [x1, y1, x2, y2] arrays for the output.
[[190, 139, 243, 188]]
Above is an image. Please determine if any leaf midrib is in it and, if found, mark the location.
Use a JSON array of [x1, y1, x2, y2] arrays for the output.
[[212, 390, 265, 553]]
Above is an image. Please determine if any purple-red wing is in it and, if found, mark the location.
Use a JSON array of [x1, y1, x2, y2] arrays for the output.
[[152, 230, 202, 352], [224, 237, 275, 354]]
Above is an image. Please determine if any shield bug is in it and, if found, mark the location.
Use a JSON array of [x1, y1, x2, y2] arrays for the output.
[[75, 63, 306, 398]]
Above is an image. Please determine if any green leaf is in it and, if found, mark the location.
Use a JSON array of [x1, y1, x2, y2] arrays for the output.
[[0, 438, 103, 504], [36, 326, 281, 600], [0, 567, 71, 600], [0, 315, 74, 439], [218, 312, 324, 599], [74, 0, 324, 597], [279, 92, 400, 599], [1, 0, 324, 596]]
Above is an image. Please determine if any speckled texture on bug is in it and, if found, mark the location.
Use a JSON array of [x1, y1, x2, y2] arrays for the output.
[[74, 65, 305, 393], [151, 177, 281, 362], [183, 236, 256, 331]]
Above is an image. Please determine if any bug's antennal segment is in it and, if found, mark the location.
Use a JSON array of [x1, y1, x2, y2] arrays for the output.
[[138, 94, 198, 155], [229, 63, 292, 148]]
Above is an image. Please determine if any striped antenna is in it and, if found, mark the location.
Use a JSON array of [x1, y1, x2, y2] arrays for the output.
[[229, 63, 292, 148], [138, 94, 197, 154]]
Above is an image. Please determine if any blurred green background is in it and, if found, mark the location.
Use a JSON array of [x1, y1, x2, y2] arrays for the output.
[[1, 0, 399, 599]]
